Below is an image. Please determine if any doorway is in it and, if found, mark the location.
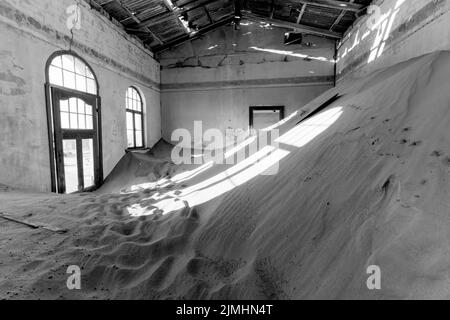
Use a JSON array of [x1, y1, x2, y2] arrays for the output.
[[51, 88, 101, 194], [249, 106, 285, 131]]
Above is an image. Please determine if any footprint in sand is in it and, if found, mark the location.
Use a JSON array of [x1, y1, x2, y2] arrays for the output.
[[410, 141, 422, 147], [430, 150, 444, 157], [442, 156, 450, 167]]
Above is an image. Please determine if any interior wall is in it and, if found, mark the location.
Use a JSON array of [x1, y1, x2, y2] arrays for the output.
[[159, 21, 336, 147], [337, 0, 450, 81], [0, 0, 161, 192]]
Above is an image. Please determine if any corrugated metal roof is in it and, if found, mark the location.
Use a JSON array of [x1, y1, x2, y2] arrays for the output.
[[88, 0, 373, 52]]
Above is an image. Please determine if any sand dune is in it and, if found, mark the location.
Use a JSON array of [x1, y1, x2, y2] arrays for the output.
[[1, 51, 450, 299]]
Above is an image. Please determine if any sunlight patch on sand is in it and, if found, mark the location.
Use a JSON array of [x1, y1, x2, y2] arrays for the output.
[[276, 107, 343, 148], [126, 108, 343, 216]]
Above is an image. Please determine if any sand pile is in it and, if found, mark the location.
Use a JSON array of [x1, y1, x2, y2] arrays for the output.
[[1, 51, 450, 299], [98, 140, 177, 194]]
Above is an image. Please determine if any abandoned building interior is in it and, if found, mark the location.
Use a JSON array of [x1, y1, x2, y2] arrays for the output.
[[1, 0, 450, 300]]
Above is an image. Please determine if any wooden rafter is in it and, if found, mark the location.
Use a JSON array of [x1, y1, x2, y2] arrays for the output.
[[296, 3, 306, 24], [88, 0, 372, 50], [292, 0, 363, 12], [134, 0, 218, 29], [153, 16, 235, 53], [243, 11, 343, 39], [330, 0, 355, 31]]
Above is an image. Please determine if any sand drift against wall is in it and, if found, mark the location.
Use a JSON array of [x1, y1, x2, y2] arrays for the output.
[[1, 51, 450, 299]]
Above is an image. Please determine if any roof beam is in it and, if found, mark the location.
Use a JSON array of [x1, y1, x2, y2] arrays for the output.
[[270, 0, 275, 19], [330, 0, 355, 31], [162, 0, 177, 10], [296, 3, 306, 24], [243, 11, 343, 39], [137, 12, 176, 28], [112, 0, 164, 45], [153, 16, 234, 53], [286, 0, 364, 13], [134, 0, 217, 29], [204, 6, 213, 24]]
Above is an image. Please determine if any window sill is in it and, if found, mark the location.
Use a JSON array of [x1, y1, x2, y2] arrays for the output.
[[125, 147, 149, 154]]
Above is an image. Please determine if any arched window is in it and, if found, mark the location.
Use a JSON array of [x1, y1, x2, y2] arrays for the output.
[[48, 54, 97, 94], [126, 87, 144, 148], [45, 51, 102, 194]]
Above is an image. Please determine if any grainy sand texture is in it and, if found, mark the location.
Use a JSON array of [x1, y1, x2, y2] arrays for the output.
[[1, 51, 450, 300]]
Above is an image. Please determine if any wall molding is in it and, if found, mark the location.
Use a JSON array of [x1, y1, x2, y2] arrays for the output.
[[161, 75, 335, 92]]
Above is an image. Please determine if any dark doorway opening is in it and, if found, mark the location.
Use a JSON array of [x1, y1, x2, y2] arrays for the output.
[[249, 106, 285, 131]]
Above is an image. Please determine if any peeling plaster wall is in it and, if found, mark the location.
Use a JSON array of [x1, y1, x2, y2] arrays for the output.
[[159, 21, 336, 146], [0, 0, 161, 192], [337, 0, 450, 81]]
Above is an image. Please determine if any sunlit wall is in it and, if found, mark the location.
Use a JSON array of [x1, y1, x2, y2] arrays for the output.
[[336, 0, 450, 80]]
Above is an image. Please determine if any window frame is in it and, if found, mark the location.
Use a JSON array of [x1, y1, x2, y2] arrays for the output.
[[125, 86, 145, 150], [48, 53, 98, 95], [249, 106, 285, 131]]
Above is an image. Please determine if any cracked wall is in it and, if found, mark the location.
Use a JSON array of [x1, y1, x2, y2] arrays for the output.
[[159, 21, 336, 146], [0, 0, 161, 192]]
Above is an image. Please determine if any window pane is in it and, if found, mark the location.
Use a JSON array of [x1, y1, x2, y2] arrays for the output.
[[78, 114, 86, 129], [63, 139, 78, 194], [86, 115, 93, 130], [78, 100, 85, 115], [74, 58, 86, 76], [60, 99, 69, 112], [127, 130, 134, 148], [86, 66, 94, 79], [62, 55, 75, 72], [85, 104, 92, 115], [69, 98, 77, 113], [51, 55, 62, 68], [59, 98, 94, 131], [135, 113, 142, 130], [70, 113, 78, 129], [82, 139, 95, 189], [129, 99, 133, 110], [135, 130, 143, 148], [87, 78, 96, 94], [76, 74, 86, 92], [126, 112, 134, 131], [49, 66, 63, 86], [61, 112, 70, 129], [63, 70, 76, 90], [134, 99, 139, 111], [50, 55, 97, 94]]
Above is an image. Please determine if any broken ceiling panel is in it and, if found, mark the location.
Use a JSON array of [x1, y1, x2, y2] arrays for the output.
[[88, 0, 373, 52]]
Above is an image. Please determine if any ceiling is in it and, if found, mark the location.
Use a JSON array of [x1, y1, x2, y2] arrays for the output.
[[87, 0, 373, 53]]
